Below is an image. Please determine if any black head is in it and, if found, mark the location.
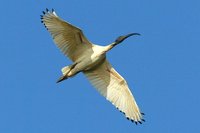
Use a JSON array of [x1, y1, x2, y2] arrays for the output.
[[115, 33, 140, 44]]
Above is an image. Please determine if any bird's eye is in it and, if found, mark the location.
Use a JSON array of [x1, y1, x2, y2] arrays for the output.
[[115, 36, 124, 43]]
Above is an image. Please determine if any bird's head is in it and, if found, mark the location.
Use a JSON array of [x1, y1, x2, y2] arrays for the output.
[[115, 33, 141, 44]]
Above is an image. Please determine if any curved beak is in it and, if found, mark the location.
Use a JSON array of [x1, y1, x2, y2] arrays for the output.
[[115, 33, 141, 44], [124, 33, 141, 39]]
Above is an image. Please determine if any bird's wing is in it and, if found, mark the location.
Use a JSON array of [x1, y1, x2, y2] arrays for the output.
[[83, 60, 144, 123], [41, 9, 92, 62]]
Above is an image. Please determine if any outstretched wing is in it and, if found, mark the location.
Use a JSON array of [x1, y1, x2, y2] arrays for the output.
[[83, 60, 144, 123], [41, 9, 92, 62]]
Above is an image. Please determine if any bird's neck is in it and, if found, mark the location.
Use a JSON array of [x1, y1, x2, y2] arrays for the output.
[[104, 42, 119, 52]]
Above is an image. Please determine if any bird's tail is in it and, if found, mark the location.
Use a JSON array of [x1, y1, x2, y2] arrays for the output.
[[61, 66, 71, 75], [56, 66, 71, 83]]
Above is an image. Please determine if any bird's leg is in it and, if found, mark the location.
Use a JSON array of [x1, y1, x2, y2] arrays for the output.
[[56, 75, 67, 83], [56, 63, 77, 83]]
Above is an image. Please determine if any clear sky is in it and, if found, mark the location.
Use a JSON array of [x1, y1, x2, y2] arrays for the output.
[[0, 0, 200, 133]]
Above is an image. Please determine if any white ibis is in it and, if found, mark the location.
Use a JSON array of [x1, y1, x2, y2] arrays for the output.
[[41, 8, 145, 124]]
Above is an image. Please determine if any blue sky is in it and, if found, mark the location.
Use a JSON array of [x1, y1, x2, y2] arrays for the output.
[[0, 0, 200, 132]]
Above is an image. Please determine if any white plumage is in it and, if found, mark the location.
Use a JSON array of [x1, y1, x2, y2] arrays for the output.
[[41, 9, 144, 124]]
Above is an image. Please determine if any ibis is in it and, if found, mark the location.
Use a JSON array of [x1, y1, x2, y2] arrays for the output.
[[41, 9, 144, 124]]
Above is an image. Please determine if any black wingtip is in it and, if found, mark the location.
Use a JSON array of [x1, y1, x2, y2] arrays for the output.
[[41, 8, 55, 16], [126, 116, 144, 125], [141, 112, 145, 115], [117, 107, 125, 115]]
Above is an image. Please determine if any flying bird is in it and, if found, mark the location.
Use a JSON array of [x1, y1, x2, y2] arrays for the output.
[[41, 9, 145, 124]]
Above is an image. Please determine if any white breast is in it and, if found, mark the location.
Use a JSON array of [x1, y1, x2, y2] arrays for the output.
[[75, 44, 106, 71]]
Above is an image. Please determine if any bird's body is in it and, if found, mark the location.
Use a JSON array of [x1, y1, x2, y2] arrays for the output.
[[75, 45, 106, 71], [62, 45, 106, 78], [41, 9, 144, 124]]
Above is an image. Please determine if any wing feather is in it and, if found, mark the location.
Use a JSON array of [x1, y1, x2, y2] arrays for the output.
[[84, 60, 144, 123], [41, 9, 92, 62]]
